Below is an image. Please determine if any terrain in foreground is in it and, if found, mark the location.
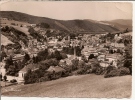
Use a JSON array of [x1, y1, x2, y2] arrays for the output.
[[1, 74, 132, 98]]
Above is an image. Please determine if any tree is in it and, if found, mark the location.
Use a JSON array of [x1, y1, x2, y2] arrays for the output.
[[14, 61, 19, 71], [0, 74, 2, 81], [1, 45, 5, 51], [17, 60, 23, 70], [78, 60, 85, 68], [24, 69, 32, 84], [47, 52, 55, 59], [61, 53, 68, 59], [54, 50, 62, 60], [88, 54, 95, 59], [37, 49, 48, 61], [81, 55, 88, 63], [109, 49, 114, 54], [71, 59, 79, 70], [76, 46, 82, 56], [117, 49, 121, 53], [3, 75, 7, 81], [40, 23, 50, 28], [33, 56, 39, 64], [5, 56, 13, 71], [123, 44, 132, 75], [22, 53, 30, 64], [0, 51, 7, 62], [6, 65, 17, 76]]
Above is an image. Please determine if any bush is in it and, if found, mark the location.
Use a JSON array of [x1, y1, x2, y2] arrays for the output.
[[100, 68, 107, 75], [39, 76, 50, 82], [10, 79, 17, 83], [118, 67, 130, 76], [104, 69, 120, 78], [86, 69, 93, 74], [73, 68, 87, 75], [95, 67, 104, 75], [90, 64, 99, 73], [104, 67, 130, 78], [62, 71, 70, 77]]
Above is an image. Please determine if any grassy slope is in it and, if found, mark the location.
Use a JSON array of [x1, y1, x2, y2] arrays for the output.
[[1, 19, 30, 35], [1, 74, 132, 98], [1, 34, 13, 45]]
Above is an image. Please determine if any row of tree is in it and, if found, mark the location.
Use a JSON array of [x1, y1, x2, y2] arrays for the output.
[[37, 49, 67, 62]]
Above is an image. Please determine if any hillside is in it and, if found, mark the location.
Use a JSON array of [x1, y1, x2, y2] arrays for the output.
[[1, 74, 132, 98], [1, 34, 14, 45], [101, 19, 132, 31], [1, 26, 29, 46], [2, 24, 30, 35], [0, 11, 129, 33]]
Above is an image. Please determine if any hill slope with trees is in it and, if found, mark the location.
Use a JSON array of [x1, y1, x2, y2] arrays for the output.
[[1, 11, 132, 33]]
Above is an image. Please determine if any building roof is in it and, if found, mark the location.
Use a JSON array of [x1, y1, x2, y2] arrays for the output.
[[100, 62, 110, 67], [19, 64, 40, 73], [111, 43, 125, 48], [88, 58, 98, 64], [68, 55, 75, 60], [82, 46, 97, 53], [105, 54, 121, 59], [98, 54, 105, 58], [12, 54, 25, 61]]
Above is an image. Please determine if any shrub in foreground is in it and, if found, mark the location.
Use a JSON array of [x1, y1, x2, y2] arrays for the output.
[[118, 67, 130, 76], [104, 67, 130, 78]]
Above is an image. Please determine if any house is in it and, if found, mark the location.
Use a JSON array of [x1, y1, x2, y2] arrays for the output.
[[100, 61, 110, 68], [81, 45, 97, 59], [67, 55, 75, 60], [57, 48, 63, 51], [110, 43, 125, 48], [48, 39, 58, 46], [30, 24, 36, 27], [105, 54, 120, 61], [105, 54, 121, 67], [41, 45, 47, 49], [22, 24, 28, 27], [77, 56, 82, 61], [18, 64, 40, 80], [97, 48, 108, 54], [97, 54, 105, 62], [12, 54, 25, 61]]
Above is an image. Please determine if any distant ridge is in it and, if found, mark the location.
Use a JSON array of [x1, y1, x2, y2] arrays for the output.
[[0, 11, 132, 33], [101, 19, 132, 31]]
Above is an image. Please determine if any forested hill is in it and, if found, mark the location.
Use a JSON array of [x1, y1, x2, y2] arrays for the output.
[[1, 11, 132, 33]]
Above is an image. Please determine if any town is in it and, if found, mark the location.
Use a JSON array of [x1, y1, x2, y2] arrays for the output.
[[0, 17, 132, 87]]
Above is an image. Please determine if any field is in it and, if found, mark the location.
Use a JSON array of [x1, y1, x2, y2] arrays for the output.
[[1, 74, 132, 98], [1, 34, 13, 45]]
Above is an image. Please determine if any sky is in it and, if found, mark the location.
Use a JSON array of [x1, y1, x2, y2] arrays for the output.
[[0, 1, 133, 21]]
